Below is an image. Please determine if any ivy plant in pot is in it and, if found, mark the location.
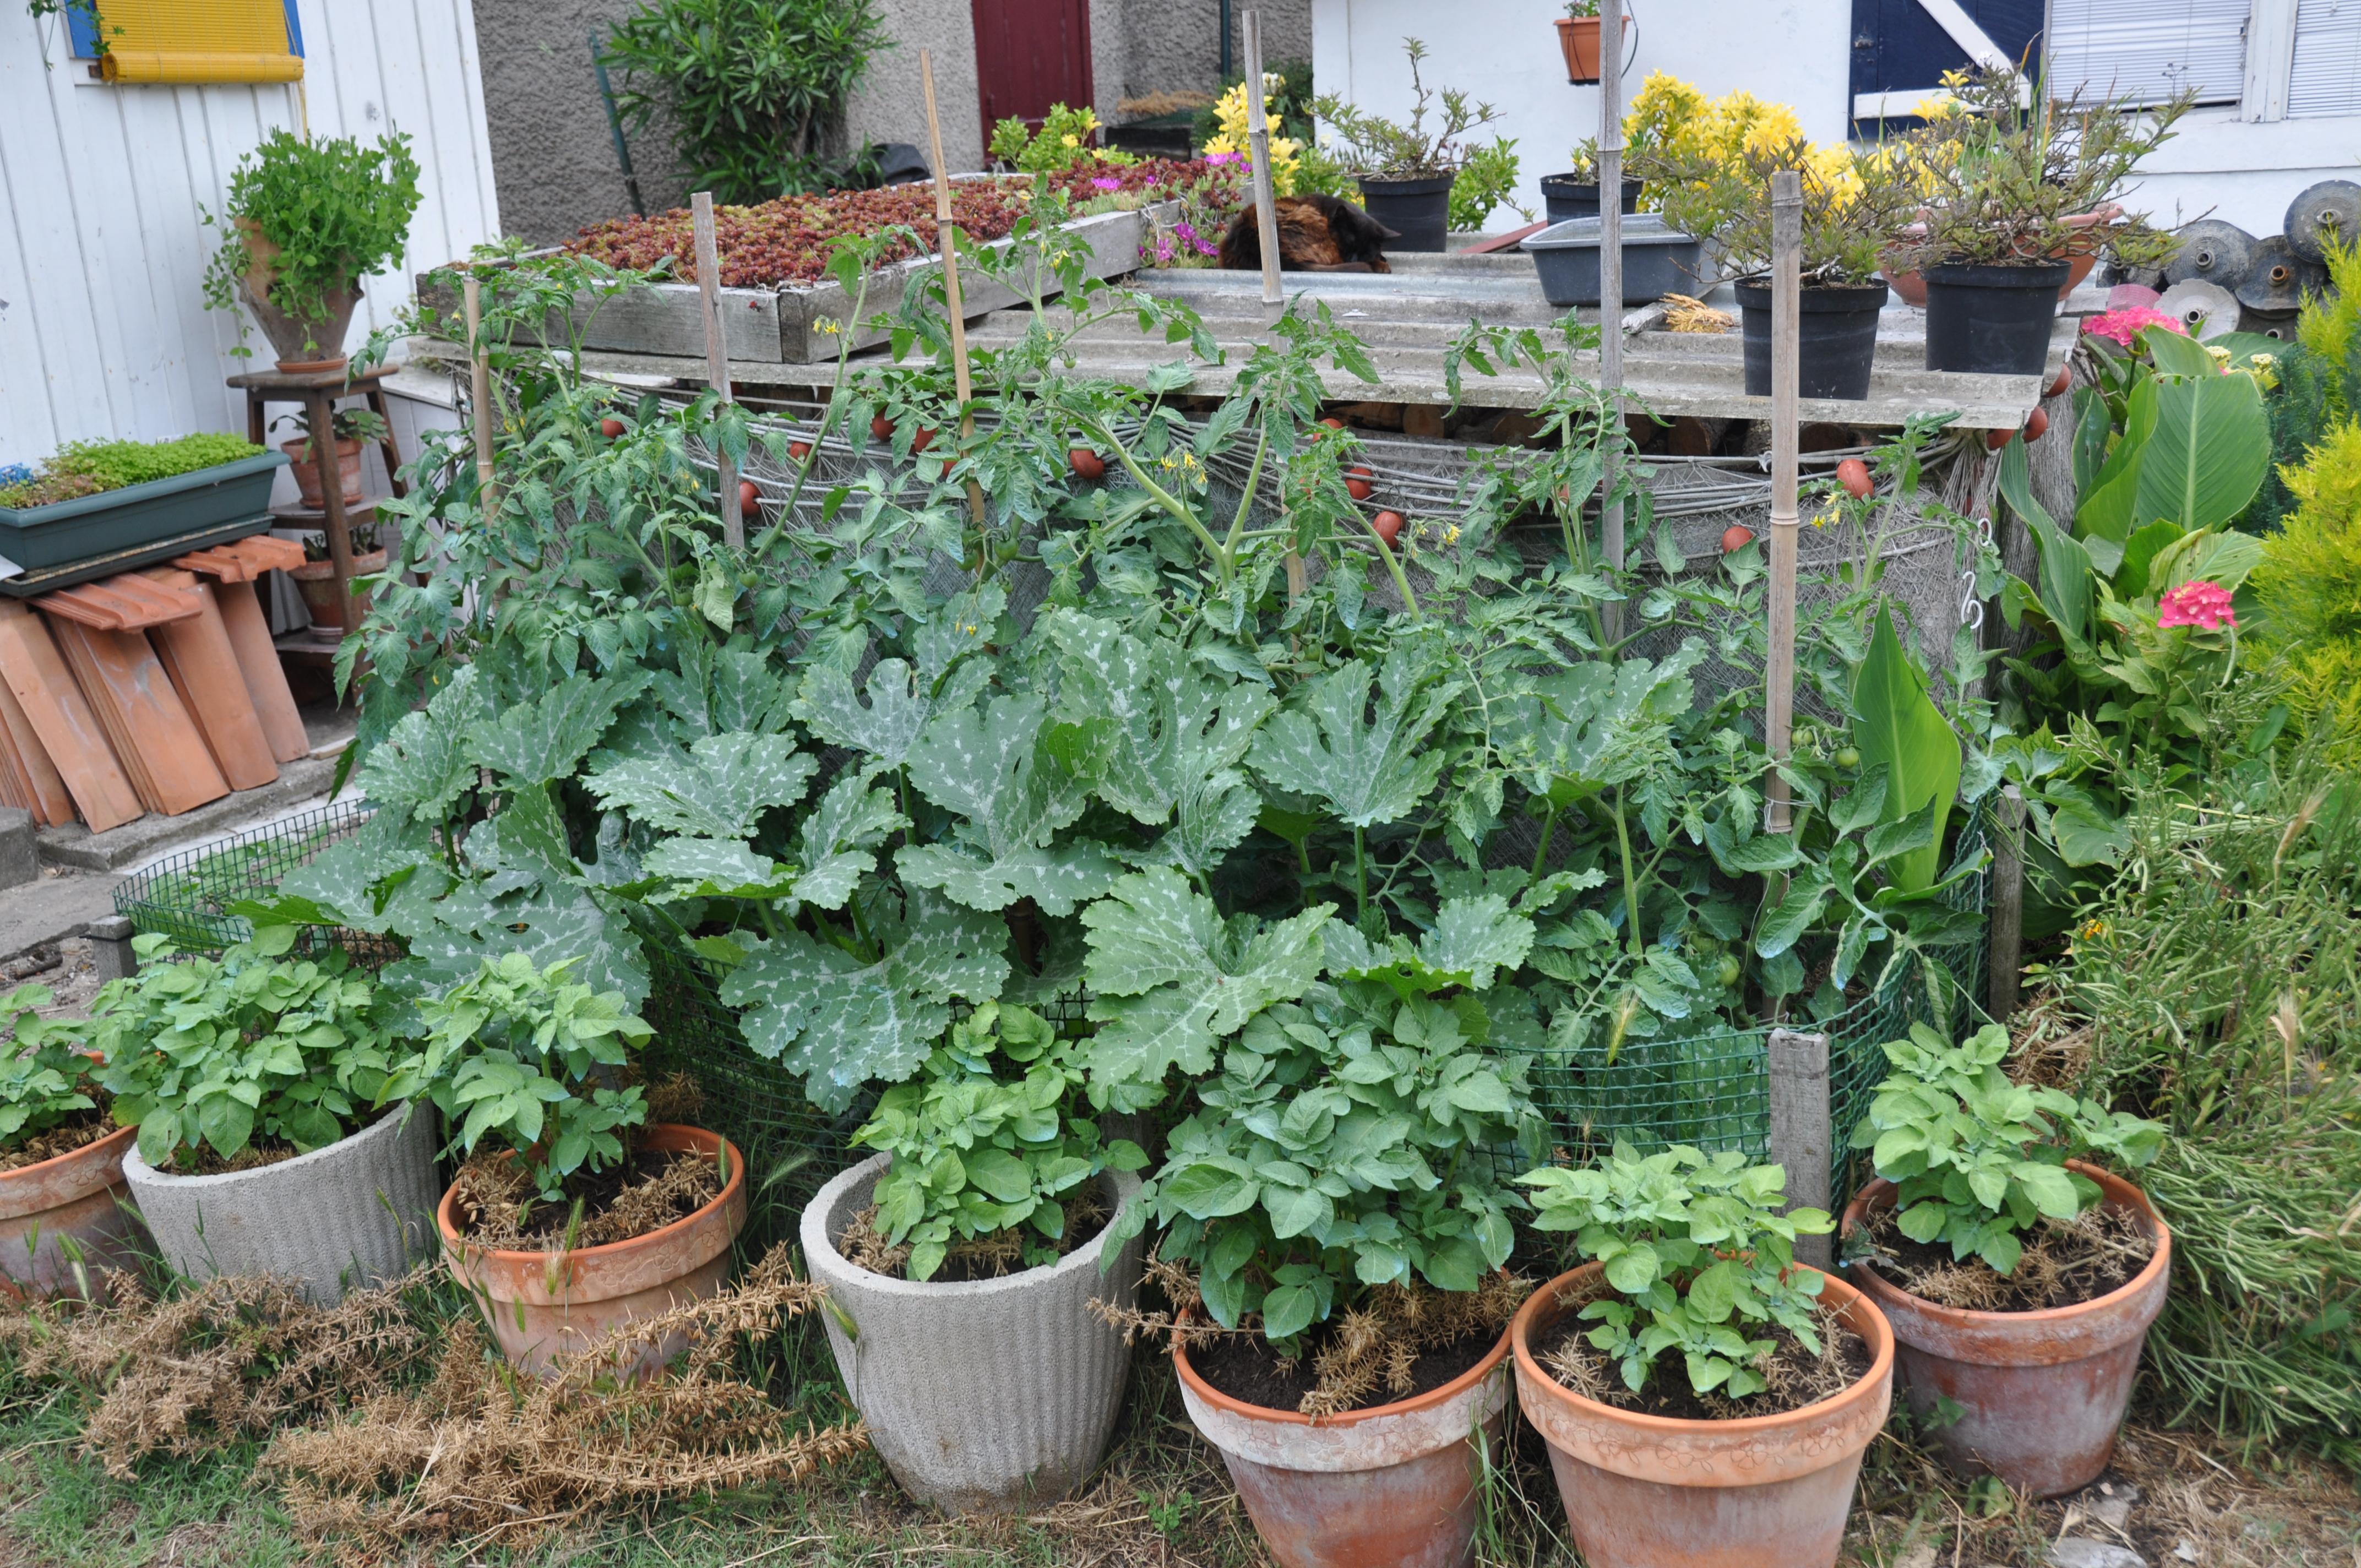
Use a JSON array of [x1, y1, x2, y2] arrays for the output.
[[1887, 67, 2188, 375], [1838, 1021, 2169, 1497], [0, 986, 148, 1299], [1108, 914, 1549, 1568], [800, 1000, 1152, 1516], [1511, 1144, 1893, 1568], [1311, 37, 1499, 252], [402, 951, 745, 1380], [93, 929, 434, 1303], [200, 128, 422, 372]]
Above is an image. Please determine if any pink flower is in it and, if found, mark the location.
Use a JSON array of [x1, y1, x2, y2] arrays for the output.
[[2082, 306, 2187, 349], [1207, 150, 1243, 165], [2157, 579, 2236, 631], [1092, 177, 1122, 191]]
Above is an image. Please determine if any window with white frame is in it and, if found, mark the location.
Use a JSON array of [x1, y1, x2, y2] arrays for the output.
[[2291, 0, 2361, 116], [2046, 0, 2252, 106]]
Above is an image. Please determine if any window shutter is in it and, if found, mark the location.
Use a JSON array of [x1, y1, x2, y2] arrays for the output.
[[73, 0, 305, 83], [2290, 0, 2361, 117], [2048, 0, 2250, 106], [1850, 0, 2047, 132]]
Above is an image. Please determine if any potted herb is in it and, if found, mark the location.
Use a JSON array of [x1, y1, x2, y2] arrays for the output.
[[1838, 1022, 2169, 1497], [1311, 39, 1500, 252], [270, 405, 389, 511], [94, 929, 434, 1304], [0, 433, 284, 576], [800, 1001, 1150, 1514], [1555, 0, 1626, 85], [1513, 1144, 1894, 1568], [1888, 68, 2188, 374], [1112, 913, 1547, 1568], [201, 129, 422, 372], [0, 986, 148, 1299], [407, 952, 746, 1379], [1640, 133, 1916, 399]]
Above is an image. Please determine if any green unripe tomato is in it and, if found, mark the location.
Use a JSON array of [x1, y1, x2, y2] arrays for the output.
[[1716, 954, 1742, 988], [1834, 746, 1861, 770]]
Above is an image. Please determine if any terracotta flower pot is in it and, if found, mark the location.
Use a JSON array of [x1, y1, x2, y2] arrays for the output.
[[288, 547, 388, 630], [280, 437, 365, 510], [1512, 1263, 1894, 1568], [0, 1122, 148, 1299], [233, 218, 361, 373], [1174, 1313, 1513, 1568], [1839, 1161, 2169, 1498], [1555, 14, 1628, 84], [438, 1123, 748, 1380]]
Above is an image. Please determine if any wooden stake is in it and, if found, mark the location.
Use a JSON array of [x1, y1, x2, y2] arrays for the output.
[[1597, 0, 1626, 606], [693, 191, 743, 550], [1243, 13, 1282, 315], [1767, 1027, 1833, 1270], [463, 273, 496, 514], [920, 50, 988, 529], [1765, 169, 1803, 834], [1989, 783, 2026, 1022]]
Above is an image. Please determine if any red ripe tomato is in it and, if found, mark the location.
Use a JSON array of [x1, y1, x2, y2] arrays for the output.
[[912, 427, 937, 454], [1320, 417, 1346, 431], [1345, 465, 1374, 501], [1722, 524, 1755, 553], [870, 413, 895, 441], [1068, 448, 1105, 480], [1835, 458, 1872, 500], [738, 480, 760, 513], [789, 440, 812, 461], [1372, 510, 1404, 545], [2046, 362, 2073, 400], [2023, 406, 2050, 443], [600, 417, 626, 439]]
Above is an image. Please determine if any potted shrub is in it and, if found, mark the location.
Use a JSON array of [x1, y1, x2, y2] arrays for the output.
[[1513, 1144, 1894, 1568], [800, 1000, 1150, 1514], [271, 405, 388, 510], [1640, 132, 1916, 399], [1555, 0, 1628, 85], [405, 952, 746, 1379], [1838, 1021, 2169, 1497], [93, 929, 436, 1304], [1887, 68, 2188, 374], [1542, 139, 1642, 225], [0, 434, 284, 575], [1109, 918, 1548, 1568], [1312, 39, 1500, 252], [200, 128, 422, 372], [0, 985, 147, 1299]]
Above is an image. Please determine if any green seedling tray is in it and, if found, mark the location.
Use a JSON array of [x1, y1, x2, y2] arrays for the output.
[[0, 451, 289, 574]]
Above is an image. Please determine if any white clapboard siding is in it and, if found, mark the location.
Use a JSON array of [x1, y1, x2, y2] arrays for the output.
[[0, 0, 499, 467]]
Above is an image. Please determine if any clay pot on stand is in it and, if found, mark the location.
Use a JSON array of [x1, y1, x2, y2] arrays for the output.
[[233, 219, 362, 373], [1838, 1161, 2169, 1497], [282, 437, 364, 510], [289, 547, 389, 631], [1174, 1313, 1514, 1568], [1513, 1262, 1895, 1568]]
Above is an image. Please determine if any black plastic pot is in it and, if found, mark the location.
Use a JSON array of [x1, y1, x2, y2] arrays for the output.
[[1735, 279, 1890, 399], [1539, 175, 1642, 225], [1922, 260, 2071, 375], [1357, 173, 1455, 253]]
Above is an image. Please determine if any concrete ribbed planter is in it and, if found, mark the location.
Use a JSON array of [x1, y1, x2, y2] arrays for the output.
[[122, 1104, 441, 1303], [0, 1123, 148, 1298], [803, 1152, 1144, 1515]]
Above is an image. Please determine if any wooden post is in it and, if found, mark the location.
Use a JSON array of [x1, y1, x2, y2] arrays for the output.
[[692, 191, 743, 550], [1989, 783, 2027, 1023], [463, 273, 496, 514], [1767, 1027, 1833, 1270], [1597, 0, 1626, 604], [1244, 13, 1282, 315], [921, 50, 989, 533], [1764, 170, 1803, 834]]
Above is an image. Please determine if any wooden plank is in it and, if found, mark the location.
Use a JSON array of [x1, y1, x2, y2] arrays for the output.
[[209, 578, 311, 764], [0, 602, 142, 833], [578, 283, 785, 364], [1989, 785, 2026, 1023], [1766, 1027, 1834, 1271], [0, 674, 72, 828], [46, 617, 229, 818], [143, 571, 279, 793]]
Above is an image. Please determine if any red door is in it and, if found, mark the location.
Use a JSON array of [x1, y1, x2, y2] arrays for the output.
[[972, 0, 1094, 147]]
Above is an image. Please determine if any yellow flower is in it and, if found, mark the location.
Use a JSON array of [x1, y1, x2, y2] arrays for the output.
[[1061, 134, 1079, 148]]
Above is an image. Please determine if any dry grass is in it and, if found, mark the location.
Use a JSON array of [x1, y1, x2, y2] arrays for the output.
[[1663, 293, 1735, 333], [1117, 89, 1215, 117], [446, 1146, 723, 1252]]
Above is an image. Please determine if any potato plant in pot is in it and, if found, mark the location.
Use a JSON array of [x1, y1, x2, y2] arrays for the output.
[[1104, 911, 1551, 1568], [1312, 39, 1499, 253], [399, 952, 746, 1380], [93, 929, 436, 1303], [1513, 1145, 1892, 1568], [801, 1001, 1150, 1515], [1839, 1021, 2169, 1496], [0, 986, 148, 1299], [201, 129, 422, 372]]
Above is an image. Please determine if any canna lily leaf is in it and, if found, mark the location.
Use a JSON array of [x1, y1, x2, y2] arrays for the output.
[[1851, 608, 1960, 894]]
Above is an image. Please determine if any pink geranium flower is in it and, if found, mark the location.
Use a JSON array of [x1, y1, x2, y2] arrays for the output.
[[2082, 306, 2187, 349], [2157, 579, 2236, 631]]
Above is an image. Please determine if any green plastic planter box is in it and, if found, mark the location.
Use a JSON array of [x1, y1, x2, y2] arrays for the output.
[[0, 451, 289, 575]]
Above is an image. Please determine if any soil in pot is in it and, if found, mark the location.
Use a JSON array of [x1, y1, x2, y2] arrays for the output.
[[445, 1141, 724, 1251], [1183, 1272, 1528, 1417], [1529, 1289, 1873, 1420], [0, 1108, 113, 1173], [1854, 1199, 2155, 1314], [835, 1186, 1108, 1283], [1192, 1320, 1499, 1412]]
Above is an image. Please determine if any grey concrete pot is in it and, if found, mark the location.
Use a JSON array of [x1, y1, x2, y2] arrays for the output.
[[803, 1152, 1144, 1515], [122, 1103, 442, 1303]]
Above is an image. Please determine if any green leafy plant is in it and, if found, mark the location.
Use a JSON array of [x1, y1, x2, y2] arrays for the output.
[[1636, 133, 1918, 287], [1521, 1143, 1834, 1397], [1446, 137, 1532, 233], [387, 952, 654, 1205], [200, 130, 422, 345], [1850, 1022, 2164, 1275], [91, 929, 403, 1171], [852, 1000, 1146, 1281], [989, 104, 1122, 176], [1310, 38, 1500, 179], [270, 405, 391, 454], [0, 987, 97, 1150], [0, 432, 264, 510]]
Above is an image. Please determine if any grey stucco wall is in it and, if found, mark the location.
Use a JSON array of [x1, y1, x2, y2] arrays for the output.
[[843, 0, 980, 175], [1119, 0, 1310, 102]]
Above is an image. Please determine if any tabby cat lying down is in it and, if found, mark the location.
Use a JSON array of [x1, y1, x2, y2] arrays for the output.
[[1217, 195, 1400, 273]]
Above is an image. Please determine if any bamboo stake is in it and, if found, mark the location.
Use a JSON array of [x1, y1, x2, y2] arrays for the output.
[[693, 190, 743, 549], [1597, 0, 1625, 615], [463, 273, 496, 514], [1989, 784, 2026, 1021], [1244, 13, 1282, 315], [1765, 169, 1803, 834], [920, 50, 989, 532]]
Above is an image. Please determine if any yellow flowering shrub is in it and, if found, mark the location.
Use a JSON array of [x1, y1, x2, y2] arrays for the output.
[[1200, 75, 1304, 196]]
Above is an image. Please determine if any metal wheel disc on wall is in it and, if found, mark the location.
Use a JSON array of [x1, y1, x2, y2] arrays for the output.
[[2154, 279, 2239, 339], [2285, 179, 2361, 264], [2236, 236, 2307, 313], [2163, 220, 2256, 291]]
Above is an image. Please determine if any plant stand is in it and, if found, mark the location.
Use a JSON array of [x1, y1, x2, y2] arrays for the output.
[[226, 365, 408, 644]]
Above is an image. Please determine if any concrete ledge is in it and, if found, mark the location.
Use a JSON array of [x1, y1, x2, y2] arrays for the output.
[[0, 872, 127, 964], [0, 808, 34, 890], [36, 754, 343, 873]]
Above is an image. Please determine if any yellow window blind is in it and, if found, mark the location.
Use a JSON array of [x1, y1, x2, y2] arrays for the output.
[[96, 0, 303, 85]]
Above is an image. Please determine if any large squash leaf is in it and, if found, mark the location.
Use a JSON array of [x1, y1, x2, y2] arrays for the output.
[[1499, 642, 1703, 801], [358, 666, 485, 824], [1246, 650, 1459, 827], [1851, 608, 1961, 895], [896, 691, 1120, 914], [466, 669, 648, 786], [585, 731, 818, 841], [793, 656, 989, 769], [1321, 894, 1536, 998]]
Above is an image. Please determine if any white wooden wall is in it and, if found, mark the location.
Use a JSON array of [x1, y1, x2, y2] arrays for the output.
[[0, 0, 501, 469]]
